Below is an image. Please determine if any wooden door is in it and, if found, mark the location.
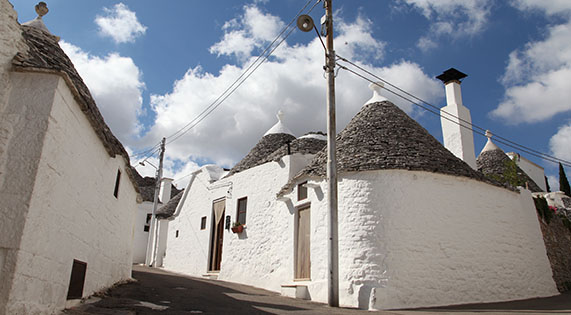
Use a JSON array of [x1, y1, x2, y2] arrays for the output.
[[210, 199, 225, 271], [295, 205, 311, 280]]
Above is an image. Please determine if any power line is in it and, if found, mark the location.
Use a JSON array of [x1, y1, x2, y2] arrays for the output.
[[130, 142, 162, 159], [164, 0, 321, 146], [336, 60, 571, 168], [336, 55, 571, 166]]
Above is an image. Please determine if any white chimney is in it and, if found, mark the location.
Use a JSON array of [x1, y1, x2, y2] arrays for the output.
[[437, 68, 477, 170], [159, 178, 173, 204]]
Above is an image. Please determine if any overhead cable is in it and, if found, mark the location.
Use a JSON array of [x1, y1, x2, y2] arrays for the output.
[[336, 60, 571, 167]]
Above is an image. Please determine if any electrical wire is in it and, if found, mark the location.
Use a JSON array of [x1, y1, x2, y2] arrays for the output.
[[129, 142, 161, 158], [164, 0, 321, 146], [335, 61, 571, 167], [336, 55, 571, 166]]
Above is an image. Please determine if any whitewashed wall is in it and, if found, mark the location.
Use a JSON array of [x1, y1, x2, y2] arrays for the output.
[[3, 73, 138, 314], [0, 0, 26, 112], [0, 3, 29, 309], [163, 154, 313, 292], [133, 202, 154, 264], [507, 153, 547, 192], [163, 169, 214, 274], [283, 170, 557, 309]]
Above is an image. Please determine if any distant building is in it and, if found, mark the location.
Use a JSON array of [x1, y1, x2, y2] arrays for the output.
[[0, 2, 140, 313], [131, 169, 180, 265]]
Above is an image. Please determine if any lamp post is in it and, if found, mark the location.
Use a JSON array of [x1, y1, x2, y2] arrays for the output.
[[296, 0, 338, 306]]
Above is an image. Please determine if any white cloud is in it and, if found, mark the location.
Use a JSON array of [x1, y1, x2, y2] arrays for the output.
[[398, 0, 492, 51], [210, 5, 285, 62], [549, 122, 571, 162], [141, 6, 441, 170], [60, 40, 145, 142], [510, 0, 571, 16], [491, 19, 571, 123], [95, 3, 147, 44]]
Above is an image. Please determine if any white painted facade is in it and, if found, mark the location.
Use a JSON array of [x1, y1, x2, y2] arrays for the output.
[[1, 72, 139, 314], [133, 201, 154, 264], [162, 149, 557, 309], [282, 170, 556, 309], [132, 178, 174, 265], [507, 152, 547, 191], [162, 154, 313, 285], [440, 81, 477, 169], [0, 3, 139, 313]]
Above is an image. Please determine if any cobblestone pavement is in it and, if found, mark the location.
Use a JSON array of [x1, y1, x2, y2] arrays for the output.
[[62, 266, 571, 315]]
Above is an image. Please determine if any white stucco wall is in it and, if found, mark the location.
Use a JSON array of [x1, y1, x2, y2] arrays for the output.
[[163, 154, 313, 292], [163, 149, 556, 310], [0, 0, 26, 113], [133, 202, 154, 264], [507, 152, 547, 192], [0, 5, 28, 305], [284, 170, 557, 309], [3, 73, 139, 314]]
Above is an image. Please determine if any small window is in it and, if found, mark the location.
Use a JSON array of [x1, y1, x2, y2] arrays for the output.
[[175, 230, 179, 238], [201, 216, 207, 230], [236, 197, 247, 225], [144, 214, 151, 232], [67, 259, 87, 300], [113, 169, 121, 198], [298, 181, 308, 201]]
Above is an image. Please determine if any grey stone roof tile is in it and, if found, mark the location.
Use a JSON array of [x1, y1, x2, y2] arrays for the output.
[[476, 148, 543, 192], [156, 190, 184, 219], [279, 101, 502, 195], [226, 133, 296, 176]]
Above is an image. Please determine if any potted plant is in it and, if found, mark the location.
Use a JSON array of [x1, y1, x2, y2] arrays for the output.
[[231, 221, 244, 233]]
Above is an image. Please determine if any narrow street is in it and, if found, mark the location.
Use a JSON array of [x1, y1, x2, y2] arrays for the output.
[[63, 266, 571, 315]]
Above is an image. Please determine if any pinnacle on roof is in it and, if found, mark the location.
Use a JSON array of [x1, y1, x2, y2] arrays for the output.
[[364, 82, 388, 106], [227, 111, 296, 176], [21, 2, 59, 40], [279, 100, 494, 195], [476, 131, 542, 192], [264, 110, 294, 136], [480, 130, 501, 154]]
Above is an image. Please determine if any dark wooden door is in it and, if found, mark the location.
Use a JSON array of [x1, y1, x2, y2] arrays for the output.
[[295, 205, 310, 280], [210, 199, 225, 271]]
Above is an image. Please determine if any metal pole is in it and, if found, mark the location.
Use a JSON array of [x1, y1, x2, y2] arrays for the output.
[[145, 137, 166, 267], [325, 0, 339, 307]]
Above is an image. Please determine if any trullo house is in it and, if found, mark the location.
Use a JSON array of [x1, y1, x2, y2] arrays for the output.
[[0, 2, 140, 314], [159, 74, 558, 309]]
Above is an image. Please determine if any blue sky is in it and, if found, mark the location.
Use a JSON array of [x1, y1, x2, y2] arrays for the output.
[[12, 0, 571, 189]]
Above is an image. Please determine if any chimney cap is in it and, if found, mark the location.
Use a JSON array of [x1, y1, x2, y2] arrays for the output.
[[436, 68, 467, 84]]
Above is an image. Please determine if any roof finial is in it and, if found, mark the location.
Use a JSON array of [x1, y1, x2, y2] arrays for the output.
[[480, 129, 501, 154], [364, 82, 388, 106], [277, 110, 284, 122], [485, 130, 493, 139], [35, 2, 49, 18]]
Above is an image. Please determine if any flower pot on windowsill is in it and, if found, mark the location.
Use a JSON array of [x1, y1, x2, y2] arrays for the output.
[[231, 224, 244, 233]]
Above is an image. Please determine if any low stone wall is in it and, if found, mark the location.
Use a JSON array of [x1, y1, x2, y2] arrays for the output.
[[538, 212, 571, 292]]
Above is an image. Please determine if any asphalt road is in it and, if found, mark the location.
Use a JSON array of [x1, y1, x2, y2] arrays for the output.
[[63, 266, 571, 315]]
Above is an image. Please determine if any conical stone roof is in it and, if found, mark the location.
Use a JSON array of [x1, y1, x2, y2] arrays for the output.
[[279, 100, 496, 195], [263, 133, 327, 163], [226, 133, 296, 176], [476, 138, 542, 192], [156, 190, 184, 219]]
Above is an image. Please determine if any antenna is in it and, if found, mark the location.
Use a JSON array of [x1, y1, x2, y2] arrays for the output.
[[296, 14, 314, 32]]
